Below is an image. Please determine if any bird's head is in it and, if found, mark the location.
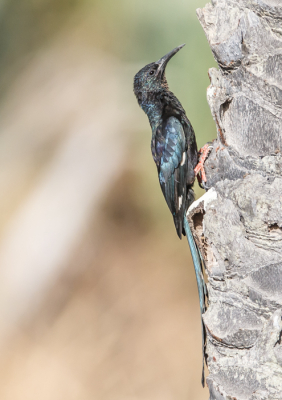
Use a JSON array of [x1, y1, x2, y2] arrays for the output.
[[133, 44, 185, 105]]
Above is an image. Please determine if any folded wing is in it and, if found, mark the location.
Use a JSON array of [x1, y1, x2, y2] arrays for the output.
[[157, 116, 188, 238]]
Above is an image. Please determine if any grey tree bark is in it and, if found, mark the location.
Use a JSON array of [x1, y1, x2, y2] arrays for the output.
[[187, 1, 282, 398]]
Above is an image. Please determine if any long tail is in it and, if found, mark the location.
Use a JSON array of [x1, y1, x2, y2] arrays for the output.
[[183, 215, 206, 387]]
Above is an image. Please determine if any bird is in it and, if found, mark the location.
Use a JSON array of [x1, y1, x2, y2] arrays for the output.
[[133, 44, 208, 386]]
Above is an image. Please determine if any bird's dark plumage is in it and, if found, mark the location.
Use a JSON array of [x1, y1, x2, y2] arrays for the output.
[[133, 44, 206, 386], [134, 44, 198, 237]]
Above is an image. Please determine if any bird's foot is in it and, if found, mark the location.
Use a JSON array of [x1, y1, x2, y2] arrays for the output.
[[194, 144, 212, 188]]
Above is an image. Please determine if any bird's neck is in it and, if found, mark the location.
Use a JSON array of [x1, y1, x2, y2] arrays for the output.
[[140, 91, 163, 134]]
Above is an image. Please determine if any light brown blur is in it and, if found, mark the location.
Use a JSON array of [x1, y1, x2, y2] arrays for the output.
[[0, 0, 216, 398]]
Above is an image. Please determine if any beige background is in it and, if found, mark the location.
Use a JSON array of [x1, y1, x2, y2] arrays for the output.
[[0, 0, 216, 398]]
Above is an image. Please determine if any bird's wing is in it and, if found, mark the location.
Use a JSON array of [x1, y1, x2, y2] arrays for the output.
[[159, 91, 198, 185], [156, 116, 188, 238]]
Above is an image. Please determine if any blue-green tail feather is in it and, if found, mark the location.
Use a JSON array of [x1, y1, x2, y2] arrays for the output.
[[183, 215, 206, 387]]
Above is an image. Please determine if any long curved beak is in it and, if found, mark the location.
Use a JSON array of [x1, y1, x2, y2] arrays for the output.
[[155, 44, 185, 76]]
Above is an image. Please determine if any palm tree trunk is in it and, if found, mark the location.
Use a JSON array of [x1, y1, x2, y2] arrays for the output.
[[188, 1, 282, 398]]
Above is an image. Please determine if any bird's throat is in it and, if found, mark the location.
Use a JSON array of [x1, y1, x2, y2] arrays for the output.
[[140, 92, 162, 133]]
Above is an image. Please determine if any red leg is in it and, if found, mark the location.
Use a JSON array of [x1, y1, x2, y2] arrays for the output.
[[194, 144, 211, 183]]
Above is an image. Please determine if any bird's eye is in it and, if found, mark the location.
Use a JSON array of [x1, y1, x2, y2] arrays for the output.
[[149, 70, 155, 75]]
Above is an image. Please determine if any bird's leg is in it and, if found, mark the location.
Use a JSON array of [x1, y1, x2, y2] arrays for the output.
[[194, 144, 212, 184]]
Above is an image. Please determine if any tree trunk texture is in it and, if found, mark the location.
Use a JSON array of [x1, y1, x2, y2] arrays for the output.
[[187, 1, 282, 399]]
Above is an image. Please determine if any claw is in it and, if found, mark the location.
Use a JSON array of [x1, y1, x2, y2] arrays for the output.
[[194, 144, 212, 184]]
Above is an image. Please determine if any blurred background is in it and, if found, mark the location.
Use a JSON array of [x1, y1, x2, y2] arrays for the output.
[[0, 0, 216, 399]]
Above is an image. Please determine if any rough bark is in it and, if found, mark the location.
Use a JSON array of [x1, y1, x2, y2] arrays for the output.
[[187, 1, 282, 398]]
